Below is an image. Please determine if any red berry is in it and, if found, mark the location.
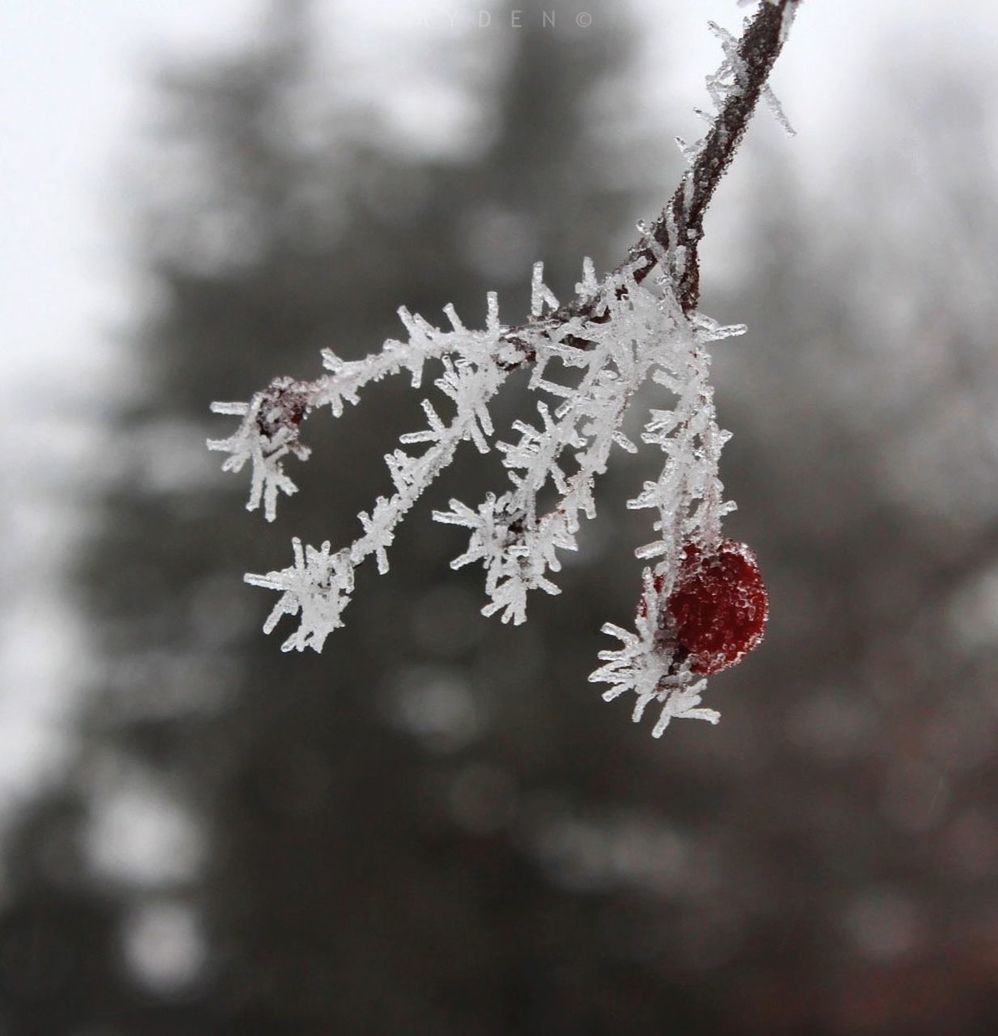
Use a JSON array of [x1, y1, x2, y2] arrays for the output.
[[637, 540, 768, 675], [664, 540, 768, 675]]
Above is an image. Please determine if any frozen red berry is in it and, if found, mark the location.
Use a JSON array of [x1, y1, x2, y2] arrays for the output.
[[639, 540, 768, 675], [665, 540, 768, 675]]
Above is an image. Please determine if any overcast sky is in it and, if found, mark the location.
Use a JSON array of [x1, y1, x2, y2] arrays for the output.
[[1, 0, 996, 811]]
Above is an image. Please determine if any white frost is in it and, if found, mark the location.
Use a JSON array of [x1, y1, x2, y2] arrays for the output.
[[211, 259, 744, 735]]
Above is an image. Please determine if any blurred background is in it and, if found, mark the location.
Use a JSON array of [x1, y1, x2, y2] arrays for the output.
[[2, 0, 998, 1032]]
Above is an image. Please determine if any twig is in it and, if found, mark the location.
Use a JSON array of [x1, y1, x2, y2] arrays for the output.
[[553, 0, 801, 325], [237, 1, 801, 440]]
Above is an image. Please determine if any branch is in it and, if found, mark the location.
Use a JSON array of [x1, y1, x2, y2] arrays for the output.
[[209, 1, 802, 733], [211, 0, 801, 515], [554, 0, 801, 324]]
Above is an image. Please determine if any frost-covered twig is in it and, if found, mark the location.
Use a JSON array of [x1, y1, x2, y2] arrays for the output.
[[433, 261, 743, 631], [208, 299, 509, 521], [615, 0, 800, 315], [241, 295, 515, 651], [208, 2, 800, 735]]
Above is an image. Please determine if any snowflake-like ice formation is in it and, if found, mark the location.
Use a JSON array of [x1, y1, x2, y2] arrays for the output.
[[210, 257, 744, 736]]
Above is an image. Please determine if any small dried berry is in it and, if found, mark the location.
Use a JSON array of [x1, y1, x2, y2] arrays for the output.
[[256, 378, 310, 439]]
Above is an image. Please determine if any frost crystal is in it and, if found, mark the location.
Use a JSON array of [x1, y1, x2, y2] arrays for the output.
[[211, 258, 745, 735]]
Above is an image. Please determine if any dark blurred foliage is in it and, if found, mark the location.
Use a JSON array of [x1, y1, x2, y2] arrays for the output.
[[2, 2, 998, 1034]]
